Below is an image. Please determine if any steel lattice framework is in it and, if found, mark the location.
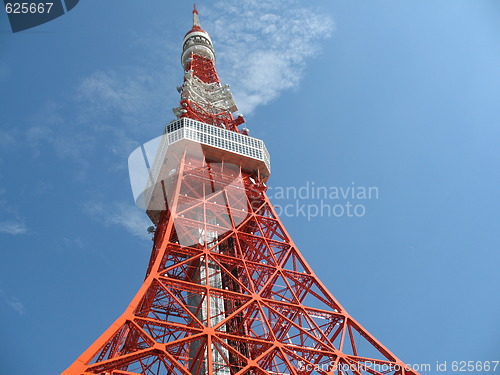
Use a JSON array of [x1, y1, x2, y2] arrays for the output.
[[61, 6, 420, 375]]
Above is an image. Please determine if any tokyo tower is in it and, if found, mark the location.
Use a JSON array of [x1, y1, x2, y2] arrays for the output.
[[62, 6, 420, 375]]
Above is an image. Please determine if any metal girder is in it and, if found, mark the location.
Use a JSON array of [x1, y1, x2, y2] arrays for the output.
[[62, 150, 419, 375]]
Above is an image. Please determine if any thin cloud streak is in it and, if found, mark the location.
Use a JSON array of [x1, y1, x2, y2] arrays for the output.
[[75, 67, 175, 160], [82, 201, 151, 240], [0, 221, 27, 235], [0, 289, 26, 315], [0, 189, 28, 235]]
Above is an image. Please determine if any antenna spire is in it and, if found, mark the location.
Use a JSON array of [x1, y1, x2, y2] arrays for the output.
[[192, 4, 201, 29]]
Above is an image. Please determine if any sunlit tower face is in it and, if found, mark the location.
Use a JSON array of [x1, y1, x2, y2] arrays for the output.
[[61, 7, 421, 375]]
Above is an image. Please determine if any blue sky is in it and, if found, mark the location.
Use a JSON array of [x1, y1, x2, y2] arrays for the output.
[[1, 1, 499, 374]]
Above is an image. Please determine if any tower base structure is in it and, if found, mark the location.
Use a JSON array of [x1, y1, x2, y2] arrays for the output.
[[62, 141, 418, 375]]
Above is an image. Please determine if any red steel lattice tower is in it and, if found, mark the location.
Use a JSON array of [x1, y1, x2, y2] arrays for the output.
[[62, 7, 420, 375]]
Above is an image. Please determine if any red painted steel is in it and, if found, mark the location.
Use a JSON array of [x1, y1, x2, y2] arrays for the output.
[[61, 7, 420, 375], [179, 52, 242, 132]]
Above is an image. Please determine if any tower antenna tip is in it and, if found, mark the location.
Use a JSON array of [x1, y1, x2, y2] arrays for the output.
[[192, 4, 201, 28]]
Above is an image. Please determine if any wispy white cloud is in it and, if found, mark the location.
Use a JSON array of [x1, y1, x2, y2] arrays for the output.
[[24, 100, 95, 166], [82, 200, 151, 240], [204, 0, 335, 114], [0, 190, 27, 235], [0, 220, 27, 235], [75, 66, 175, 160], [14, 66, 168, 170], [78, 70, 151, 118], [0, 289, 26, 315]]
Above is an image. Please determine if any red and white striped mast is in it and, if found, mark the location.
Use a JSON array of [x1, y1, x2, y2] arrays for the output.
[[176, 5, 245, 132]]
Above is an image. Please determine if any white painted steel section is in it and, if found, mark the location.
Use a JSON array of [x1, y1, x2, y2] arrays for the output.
[[163, 118, 271, 173]]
